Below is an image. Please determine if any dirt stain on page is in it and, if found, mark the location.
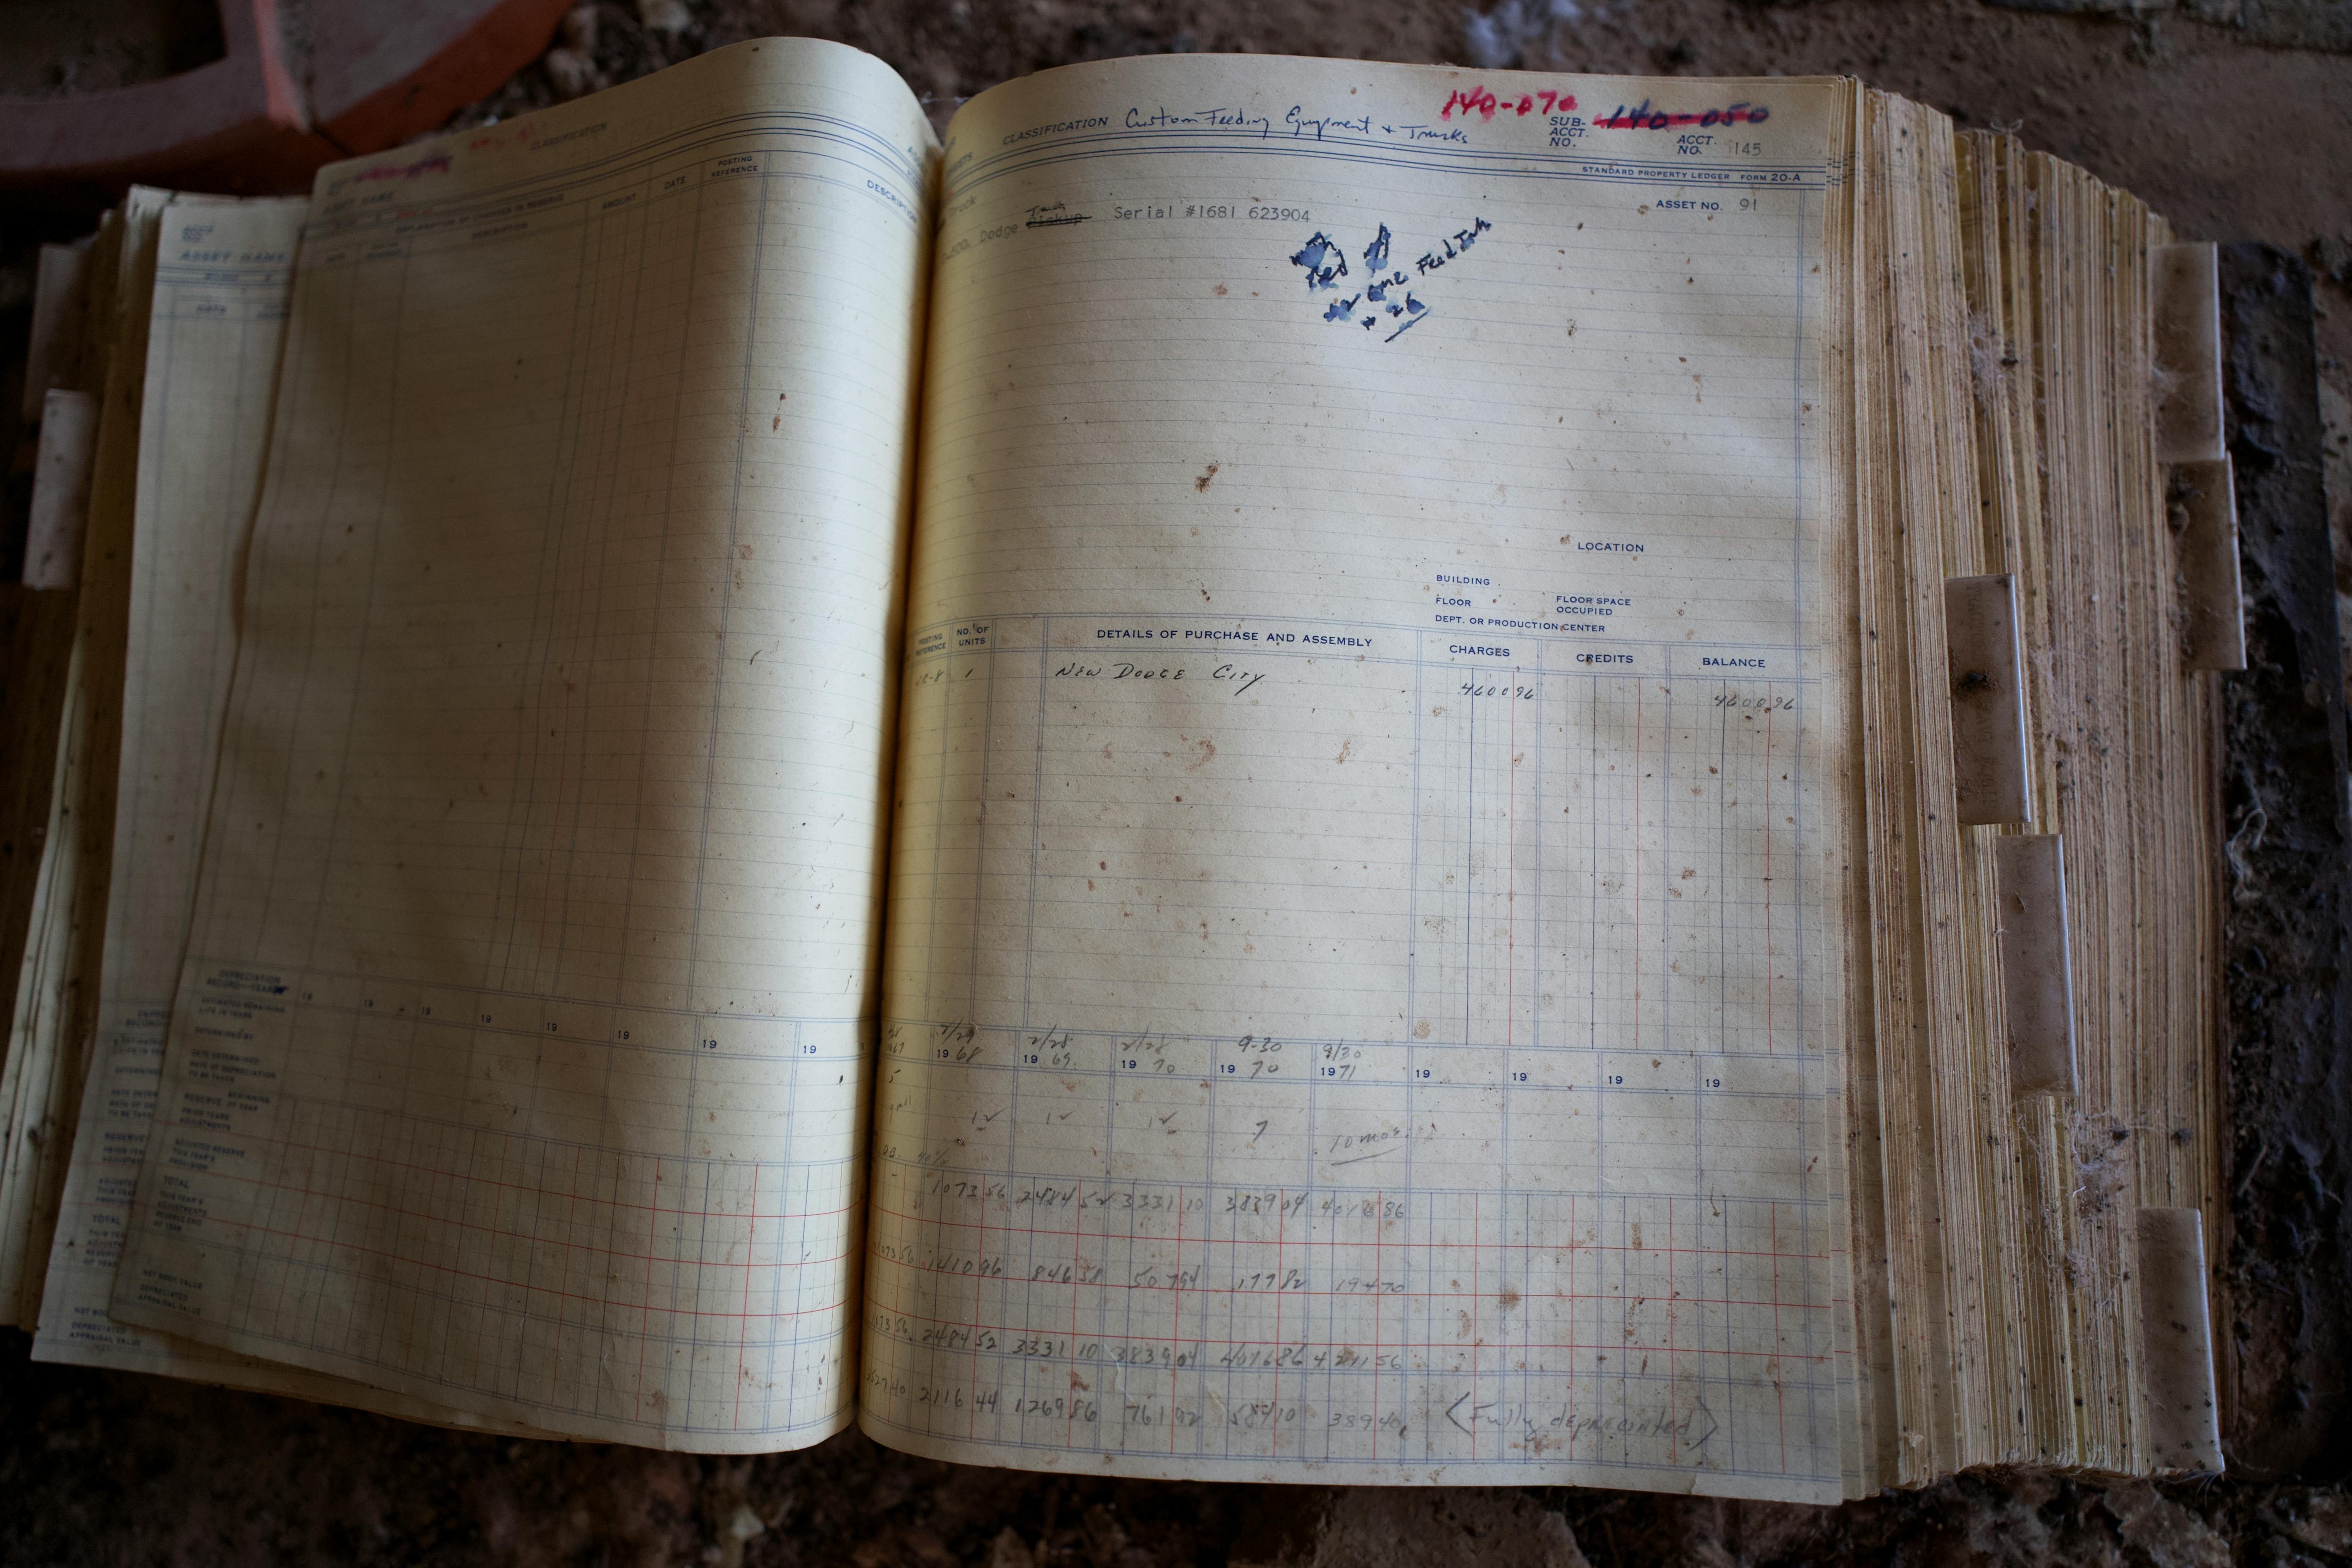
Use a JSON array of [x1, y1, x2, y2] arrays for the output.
[[1195, 461, 1219, 491]]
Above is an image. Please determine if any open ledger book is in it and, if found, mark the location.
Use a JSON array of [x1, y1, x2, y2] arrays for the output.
[[1, 39, 2239, 1503]]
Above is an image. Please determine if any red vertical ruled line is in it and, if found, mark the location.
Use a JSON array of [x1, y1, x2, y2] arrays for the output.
[[965, 1167, 988, 1440], [1667, 1197, 1678, 1464], [1634, 682, 1644, 1057], [350, 1109, 383, 1354], [1364, 1194, 1373, 1467], [262, 1102, 319, 1344], [544, 1143, 584, 1397], [1764, 686, 1774, 1052], [633, 1156, 660, 1417], [424, 1123, 456, 1367], [1471, 1192, 1480, 1460], [733, 1162, 758, 1429], [1566, 1192, 1577, 1461], [1271, 1188, 1285, 1456], [1773, 1202, 1788, 1473], [1065, 1182, 1082, 1447], [1168, 1185, 1183, 1453], [1504, 679, 1518, 1460], [465, 1131, 498, 1392], [335, 1111, 385, 1361]]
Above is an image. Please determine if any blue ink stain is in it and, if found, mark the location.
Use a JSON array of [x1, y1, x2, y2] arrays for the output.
[[1292, 221, 1478, 341], [1290, 232, 1349, 290]]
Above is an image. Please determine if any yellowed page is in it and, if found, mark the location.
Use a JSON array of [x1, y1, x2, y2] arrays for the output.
[[109, 39, 936, 1451], [0, 189, 172, 1325], [865, 57, 1849, 1500], [28, 195, 562, 1436], [29, 196, 306, 1358]]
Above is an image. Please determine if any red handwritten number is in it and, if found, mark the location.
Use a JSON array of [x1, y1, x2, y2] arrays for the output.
[[1591, 99, 1772, 130], [1432, 82, 1774, 125], [1438, 85, 1577, 120]]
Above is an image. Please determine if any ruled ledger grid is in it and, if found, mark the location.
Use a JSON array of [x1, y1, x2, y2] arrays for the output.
[[34, 197, 319, 1376], [865, 60, 1851, 1496], [108, 46, 936, 1448], [86, 43, 1857, 1487]]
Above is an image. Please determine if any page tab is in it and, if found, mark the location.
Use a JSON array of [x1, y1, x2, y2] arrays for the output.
[[24, 390, 98, 590], [1945, 573, 2031, 826], [2172, 457, 2246, 671], [1995, 833, 2075, 1096], [2154, 243, 2224, 465], [2137, 1206, 2224, 1474], [22, 241, 90, 425]]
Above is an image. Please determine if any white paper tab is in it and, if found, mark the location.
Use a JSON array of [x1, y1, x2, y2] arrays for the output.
[[2173, 457, 2246, 671], [24, 389, 98, 589], [1995, 834, 2075, 1096], [2137, 1206, 2224, 1474], [1945, 573, 2032, 826], [2154, 242, 2224, 465], [21, 240, 91, 426]]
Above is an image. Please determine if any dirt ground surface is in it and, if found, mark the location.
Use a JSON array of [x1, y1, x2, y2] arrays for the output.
[[5, 1, 2352, 1564]]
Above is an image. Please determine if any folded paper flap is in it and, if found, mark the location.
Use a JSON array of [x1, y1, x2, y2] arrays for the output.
[[1994, 834, 2075, 1097], [1945, 573, 2031, 827], [2171, 457, 2246, 672], [2137, 1206, 2224, 1474], [2154, 242, 2224, 465]]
